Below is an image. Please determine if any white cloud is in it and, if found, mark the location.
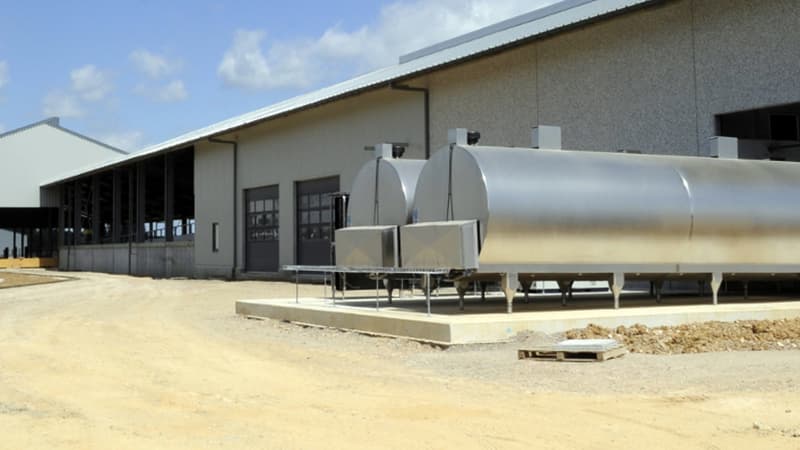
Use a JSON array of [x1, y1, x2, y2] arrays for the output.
[[0, 61, 8, 89], [130, 49, 181, 78], [155, 80, 188, 102], [217, 30, 287, 90], [97, 130, 144, 152], [217, 0, 556, 90], [135, 79, 188, 102], [70, 64, 113, 101], [158, 80, 189, 102], [42, 91, 84, 118]]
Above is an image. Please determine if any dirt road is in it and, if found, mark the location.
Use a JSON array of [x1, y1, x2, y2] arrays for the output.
[[0, 271, 798, 448]]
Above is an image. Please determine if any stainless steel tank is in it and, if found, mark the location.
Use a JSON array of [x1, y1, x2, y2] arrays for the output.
[[412, 144, 800, 273], [348, 154, 425, 226]]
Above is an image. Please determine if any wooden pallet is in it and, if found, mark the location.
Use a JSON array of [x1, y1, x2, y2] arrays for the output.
[[518, 346, 628, 362]]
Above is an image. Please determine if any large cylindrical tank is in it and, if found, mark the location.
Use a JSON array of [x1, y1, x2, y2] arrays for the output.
[[348, 157, 426, 226], [413, 145, 800, 270]]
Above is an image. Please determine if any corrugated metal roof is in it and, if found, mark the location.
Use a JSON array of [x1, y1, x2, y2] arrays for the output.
[[42, 0, 654, 186]]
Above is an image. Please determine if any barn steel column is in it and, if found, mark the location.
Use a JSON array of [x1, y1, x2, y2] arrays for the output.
[[164, 153, 175, 242], [112, 169, 122, 243], [72, 181, 81, 245], [127, 166, 135, 275], [57, 184, 65, 248], [136, 162, 146, 243], [92, 175, 101, 243]]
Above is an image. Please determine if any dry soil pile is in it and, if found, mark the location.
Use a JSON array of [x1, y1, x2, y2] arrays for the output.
[[566, 318, 800, 354]]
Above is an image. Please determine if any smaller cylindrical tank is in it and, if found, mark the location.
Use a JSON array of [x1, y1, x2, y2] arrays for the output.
[[348, 146, 425, 226]]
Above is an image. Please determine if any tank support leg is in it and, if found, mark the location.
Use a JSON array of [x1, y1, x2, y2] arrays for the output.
[[711, 272, 723, 305], [383, 278, 394, 305], [610, 272, 625, 310], [520, 277, 533, 304], [375, 277, 380, 311], [744, 281, 749, 300], [455, 280, 470, 311], [654, 279, 664, 304], [425, 273, 431, 316], [480, 282, 487, 302], [501, 273, 519, 314], [557, 280, 572, 307]]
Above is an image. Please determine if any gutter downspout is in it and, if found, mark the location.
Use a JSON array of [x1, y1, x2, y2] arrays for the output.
[[209, 137, 239, 280], [391, 83, 430, 159]]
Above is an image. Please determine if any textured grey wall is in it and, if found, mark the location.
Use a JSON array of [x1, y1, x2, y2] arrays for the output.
[[420, 0, 800, 156], [693, 0, 800, 155]]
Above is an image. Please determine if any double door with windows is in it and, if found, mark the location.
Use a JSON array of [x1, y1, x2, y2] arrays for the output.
[[296, 176, 338, 266], [245, 185, 279, 272]]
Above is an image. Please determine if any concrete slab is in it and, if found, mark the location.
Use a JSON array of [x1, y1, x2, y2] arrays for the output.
[[236, 292, 800, 345]]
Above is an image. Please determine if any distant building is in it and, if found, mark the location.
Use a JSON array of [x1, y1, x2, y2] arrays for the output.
[[0, 118, 125, 262]]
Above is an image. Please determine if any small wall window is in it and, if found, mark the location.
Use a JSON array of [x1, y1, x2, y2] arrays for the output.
[[212, 222, 220, 252]]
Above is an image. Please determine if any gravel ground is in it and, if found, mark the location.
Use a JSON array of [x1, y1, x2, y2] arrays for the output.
[[1, 271, 798, 448], [223, 313, 800, 396]]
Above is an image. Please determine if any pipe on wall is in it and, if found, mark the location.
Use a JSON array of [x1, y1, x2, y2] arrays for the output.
[[390, 83, 430, 159], [208, 137, 239, 280]]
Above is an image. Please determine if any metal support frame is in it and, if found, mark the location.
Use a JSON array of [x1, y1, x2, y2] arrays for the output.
[[284, 265, 448, 317], [282, 266, 738, 319]]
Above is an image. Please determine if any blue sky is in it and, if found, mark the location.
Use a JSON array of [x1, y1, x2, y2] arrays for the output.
[[0, 0, 552, 152]]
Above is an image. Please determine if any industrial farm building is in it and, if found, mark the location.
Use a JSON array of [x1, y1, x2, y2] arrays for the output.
[[4, 0, 798, 279]]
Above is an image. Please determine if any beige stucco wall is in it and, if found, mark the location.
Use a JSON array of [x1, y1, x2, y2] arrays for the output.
[[418, 0, 800, 156], [194, 142, 235, 277], [194, 87, 424, 275]]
